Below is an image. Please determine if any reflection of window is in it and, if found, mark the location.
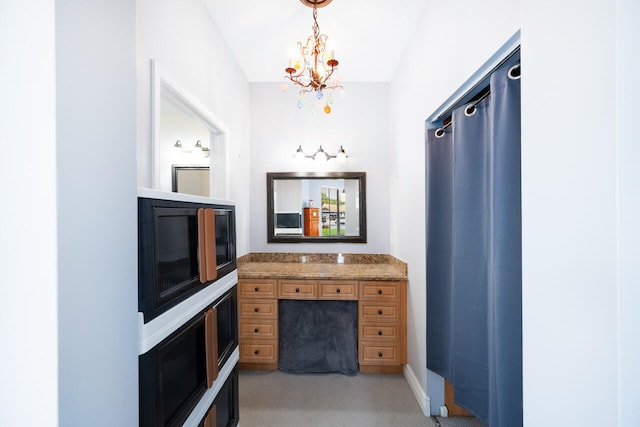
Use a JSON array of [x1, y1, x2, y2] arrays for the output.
[[321, 186, 345, 236]]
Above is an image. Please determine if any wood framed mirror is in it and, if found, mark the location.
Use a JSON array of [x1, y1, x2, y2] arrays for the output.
[[267, 172, 367, 243]]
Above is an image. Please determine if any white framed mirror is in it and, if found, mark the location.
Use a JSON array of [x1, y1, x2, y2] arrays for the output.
[[150, 59, 228, 198]]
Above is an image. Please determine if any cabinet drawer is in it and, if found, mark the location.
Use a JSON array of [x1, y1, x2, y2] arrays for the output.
[[238, 279, 277, 298], [240, 342, 278, 363], [279, 280, 317, 299], [359, 281, 401, 300], [319, 280, 358, 300], [239, 318, 278, 339], [359, 301, 400, 321], [359, 323, 400, 341], [359, 343, 400, 365], [238, 299, 278, 319]]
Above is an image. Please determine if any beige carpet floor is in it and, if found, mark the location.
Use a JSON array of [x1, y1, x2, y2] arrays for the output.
[[238, 370, 486, 427]]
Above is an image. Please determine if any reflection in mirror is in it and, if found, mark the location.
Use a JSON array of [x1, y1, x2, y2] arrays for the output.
[[151, 59, 228, 199], [267, 172, 366, 243], [172, 165, 210, 197]]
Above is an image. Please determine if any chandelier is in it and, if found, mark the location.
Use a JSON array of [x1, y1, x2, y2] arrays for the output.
[[284, 0, 343, 114]]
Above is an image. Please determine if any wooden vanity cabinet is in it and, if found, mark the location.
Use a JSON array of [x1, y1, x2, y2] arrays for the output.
[[238, 277, 407, 373], [358, 280, 407, 374], [237, 279, 278, 370]]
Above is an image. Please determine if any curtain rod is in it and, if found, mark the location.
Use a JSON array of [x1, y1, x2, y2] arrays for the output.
[[433, 62, 520, 138], [426, 30, 521, 127]]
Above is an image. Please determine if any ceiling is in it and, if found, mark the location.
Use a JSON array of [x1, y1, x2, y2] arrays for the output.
[[203, 0, 428, 83]]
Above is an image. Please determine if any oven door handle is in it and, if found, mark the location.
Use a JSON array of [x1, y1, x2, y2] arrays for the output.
[[204, 404, 216, 427], [205, 307, 219, 387], [198, 208, 218, 283]]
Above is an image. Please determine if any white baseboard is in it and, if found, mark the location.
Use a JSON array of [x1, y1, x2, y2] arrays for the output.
[[403, 364, 430, 417]]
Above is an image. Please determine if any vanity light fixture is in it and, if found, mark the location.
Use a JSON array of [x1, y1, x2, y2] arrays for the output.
[[284, 0, 343, 114], [173, 139, 210, 158], [294, 145, 348, 163], [194, 140, 211, 158]]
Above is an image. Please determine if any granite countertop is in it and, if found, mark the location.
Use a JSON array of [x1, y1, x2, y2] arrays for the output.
[[237, 253, 408, 281]]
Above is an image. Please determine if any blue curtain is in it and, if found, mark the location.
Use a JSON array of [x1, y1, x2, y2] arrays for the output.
[[426, 59, 522, 427]]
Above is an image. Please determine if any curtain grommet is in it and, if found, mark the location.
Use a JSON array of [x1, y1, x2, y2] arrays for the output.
[[508, 64, 521, 80], [464, 104, 476, 116]]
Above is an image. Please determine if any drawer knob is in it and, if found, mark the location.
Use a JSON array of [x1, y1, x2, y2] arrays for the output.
[[254, 287, 259, 292], [254, 328, 259, 333], [254, 350, 260, 355], [378, 309, 383, 315], [377, 289, 383, 295], [378, 330, 383, 336], [295, 288, 300, 293], [336, 288, 341, 293], [254, 307, 259, 312], [378, 352, 383, 358]]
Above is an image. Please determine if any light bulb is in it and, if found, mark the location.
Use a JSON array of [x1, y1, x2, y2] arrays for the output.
[[336, 146, 347, 163], [314, 146, 327, 162]]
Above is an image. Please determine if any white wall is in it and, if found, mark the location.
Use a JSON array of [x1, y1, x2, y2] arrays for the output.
[[389, 0, 521, 415], [137, 0, 252, 256], [55, 0, 139, 425], [249, 82, 391, 254], [3, 0, 139, 425], [616, 1, 640, 423], [392, 0, 640, 425], [521, 0, 640, 425], [0, 1, 59, 424]]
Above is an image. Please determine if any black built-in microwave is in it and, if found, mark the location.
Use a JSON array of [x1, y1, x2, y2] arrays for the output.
[[138, 197, 236, 322], [139, 286, 238, 427]]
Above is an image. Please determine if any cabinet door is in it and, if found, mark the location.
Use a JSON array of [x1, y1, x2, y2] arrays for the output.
[[239, 318, 278, 340], [359, 281, 401, 300], [238, 279, 276, 298], [359, 323, 400, 341], [279, 280, 318, 299], [359, 343, 400, 365], [319, 280, 358, 300], [240, 341, 278, 363], [359, 301, 400, 321], [238, 299, 277, 319]]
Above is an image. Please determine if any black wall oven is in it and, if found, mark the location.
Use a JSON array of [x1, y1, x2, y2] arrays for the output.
[[198, 366, 239, 427], [139, 286, 238, 427], [138, 196, 236, 323]]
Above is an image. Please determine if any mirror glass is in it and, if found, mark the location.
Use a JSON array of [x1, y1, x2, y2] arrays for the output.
[[151, 59, 228, 199], [172, 165, 210, 197], [267, 172, 367, 243]]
